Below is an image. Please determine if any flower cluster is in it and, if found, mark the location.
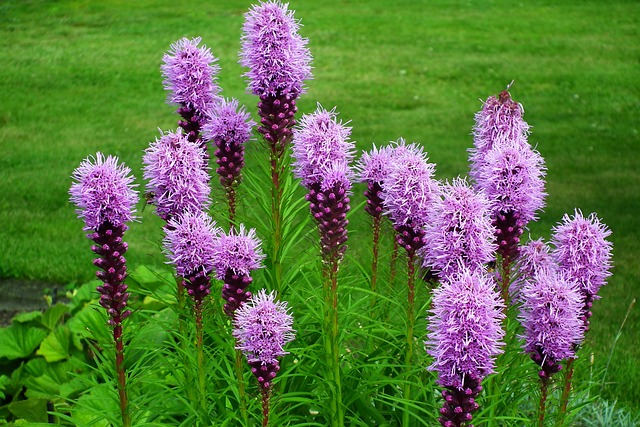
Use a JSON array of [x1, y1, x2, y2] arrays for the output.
[[69, 153, 138, 325], [381, 139, 440, 254], [551, 209, 613, 326], [421, 178, 496, 279], [292, 105, 355, 261], [164, 210, 221, 302], [211, 225, 265, 317], [240, 0, 313, 153], [162, 37, 222, 138], [427, 268, 505, 426], [356, 143, 395, 219], [203, 98, 255, 189], [233, 290, 295, 391], [511, 238, 555, 300], [519, 270, 585, 378], [142, 130, 211, 222]]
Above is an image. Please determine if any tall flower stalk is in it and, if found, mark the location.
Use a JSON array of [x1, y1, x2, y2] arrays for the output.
[[164, 209, 221, 415], [426, 268, 506, 427], [469, 88, 546, 303], [233, 290, 295, 427], [240, 0, 312, 294], [356, 144, 394, 300], [69, 153, 138, 427], [551, 210, 613, 419], [518, 269, 584, 427], [381, 139, 440, 425], [292, 105, 354, 427], [203, 99, 255, 225], [162, 36, 222, 160]]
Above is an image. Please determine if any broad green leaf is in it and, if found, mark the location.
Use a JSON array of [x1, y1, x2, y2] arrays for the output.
[[11, 311, 42, 324], [71, 383, 118, 427], [36, 325, 71, 362], [67, 281, 99, 312], [39, 303, 69, 331], [8, 397, 48, 422], [0, 324, 48, 360]]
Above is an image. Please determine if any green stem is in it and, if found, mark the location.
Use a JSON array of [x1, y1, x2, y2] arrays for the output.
[[557, 357, 575, 426], [323, 255, 343, 427], [270, 144, 284, 296], [539, 376, 549, 427], [261, 386, 271, 427], [114, 323, 131, 427], [195, 299, 207, 415], [235, 348, 249, 426], [402, 251, 416, 427]]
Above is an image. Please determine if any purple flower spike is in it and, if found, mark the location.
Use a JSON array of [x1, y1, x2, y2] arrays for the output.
[[551, 210, 613, 325], [468, 88, 531, 182], [421, 178, 496, 279], [427, 268, 505, 427], [70, 153, 138, 325], [519, 269, 585, 378], [143, 130, 211, 222], [240, 1, 312, 153], [203, 98, 256, 189], [164, 210, 221, 301], [162, 37, 222, 135], [70, 153, 138, 231], [212, 225, 266, 317], [356, 143, 395, 219], [511, 238, 556, 300], [381, 139, 440, 253], [292, 105, 355, 189], [240, 1, 312, 99], [475, 142, 546, 262], [233, 289, 295, 391]]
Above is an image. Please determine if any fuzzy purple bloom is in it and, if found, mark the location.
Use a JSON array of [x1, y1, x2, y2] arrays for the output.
[[519, 269, 585, 378], [427, 268, 506, 389], [161, 37, 222, 128], [70, 153, 138, 231], [356, 143, 395, 219], [292, 105, 355, 188], [552, 210, 613, 298], [468, 89, 531, 182], [233, 289, 295, 390], [511, 238, 556, 300], [421, 178, 496, 279], [240, 1, 312, 98], [70, 153, 138, 326], [142, 130, 211, 222], [203, 98, 255, 187], [211, 225, 266, 316], [164, 210, 221, 300], [427, 268, 505, 426]]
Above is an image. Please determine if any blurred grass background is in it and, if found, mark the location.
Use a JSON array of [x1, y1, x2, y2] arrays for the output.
[[0, 0, 638, 415]]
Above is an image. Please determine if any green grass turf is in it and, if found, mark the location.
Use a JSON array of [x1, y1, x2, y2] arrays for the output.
[[1, 0, 638, 413]]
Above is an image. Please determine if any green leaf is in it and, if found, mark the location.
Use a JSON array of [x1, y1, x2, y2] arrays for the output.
[[39, 303, 69, 331], [67, 281, 99, 312], [36, 325, 71, 362], [8, 397, 49, 422], [71, 383, 118, 427], [11, 311, 42, 324], [0, 324, 48, 360]]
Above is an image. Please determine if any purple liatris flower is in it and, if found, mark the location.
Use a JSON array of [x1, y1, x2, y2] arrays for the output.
[[202, 98, 255, 189], [381, 139, 440, 254], [519, 269, 585, 378], [143, 130, 211, 222], [355, 143, 395, 219], [468, 88, 531, 183], [69, 152, 138, 325], [162, 37, 222, 142], [240, 0, 312, 151], [426, 268, 505, 427], [551, 209, 613, 325], [164, 210, 221, 301], [421, 178, 496, 279], [475, 141, 546, 262], [292, 105, 355, 188], [233, 289, 295, 390], [211, 225, 266, 317]]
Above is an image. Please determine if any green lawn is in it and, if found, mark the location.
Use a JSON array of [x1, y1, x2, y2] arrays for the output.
[[1, 0, 638, 415]]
